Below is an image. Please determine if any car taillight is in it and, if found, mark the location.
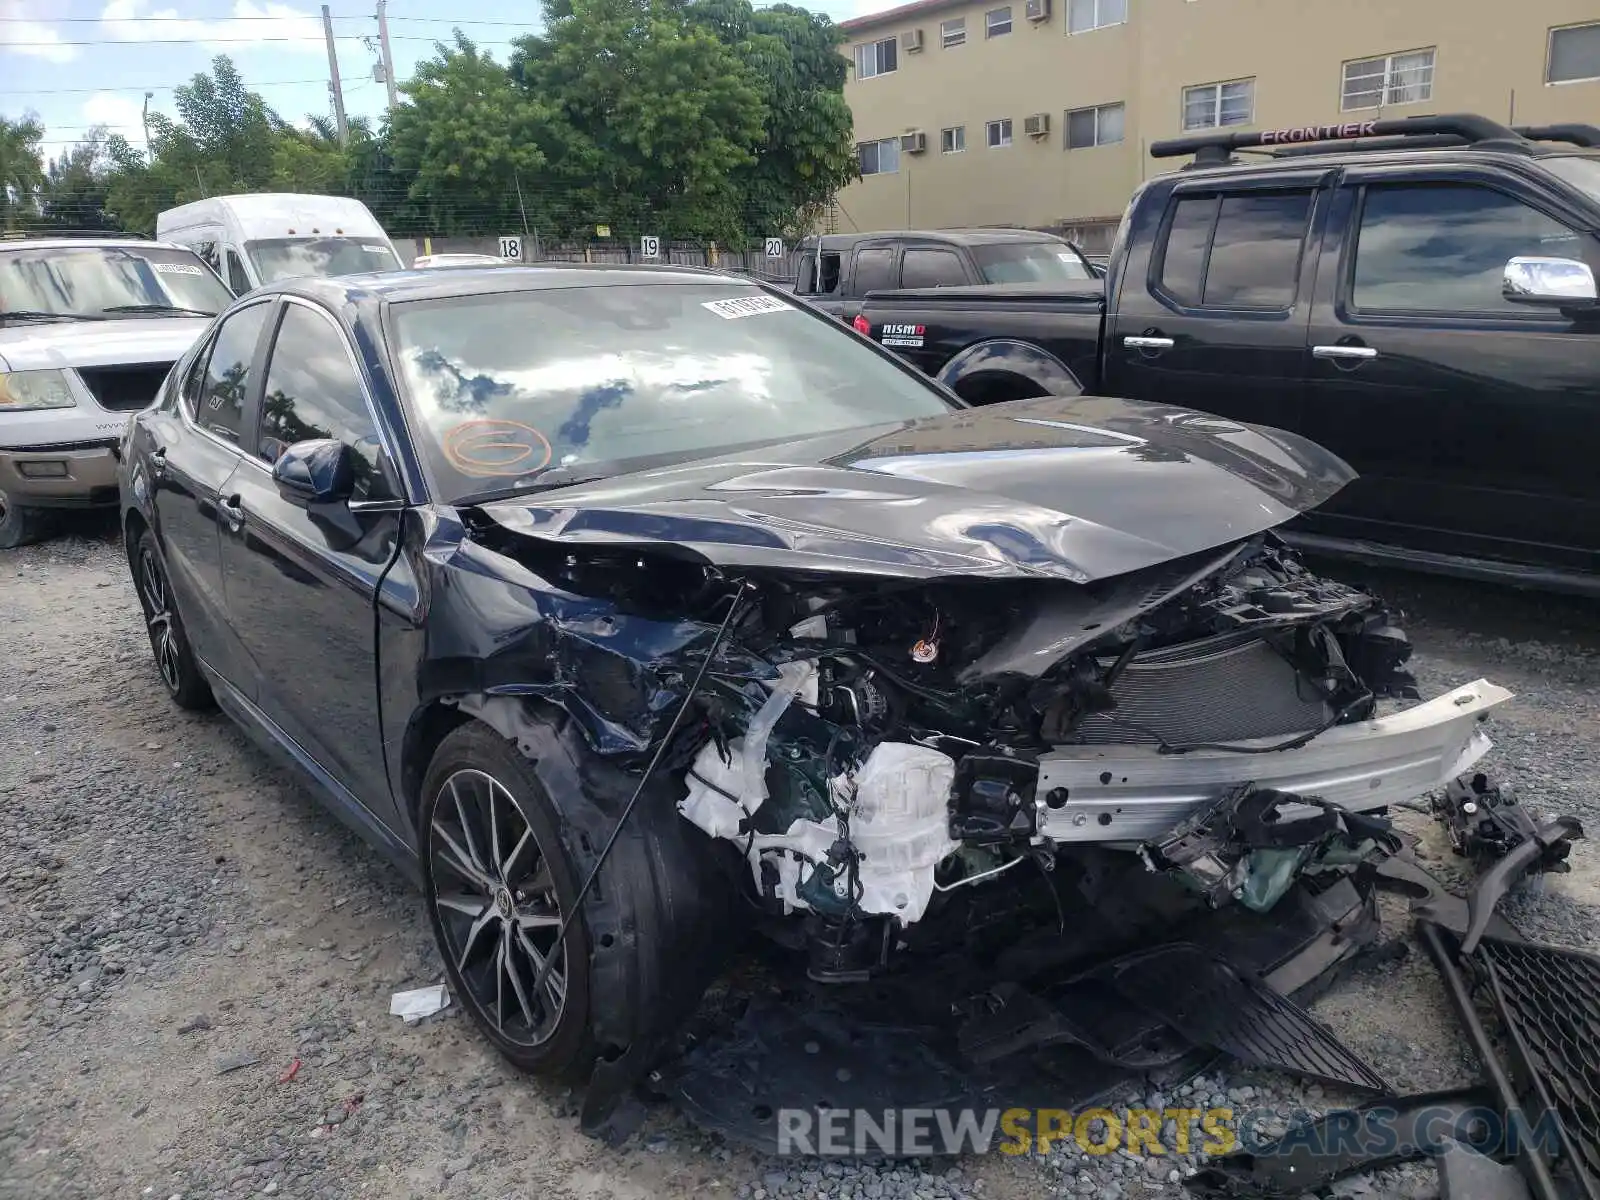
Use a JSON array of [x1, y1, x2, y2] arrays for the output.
[[852, 315, 871, 335]]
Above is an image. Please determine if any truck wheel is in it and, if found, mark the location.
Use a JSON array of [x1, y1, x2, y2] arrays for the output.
[[0, 490, 54, 550]]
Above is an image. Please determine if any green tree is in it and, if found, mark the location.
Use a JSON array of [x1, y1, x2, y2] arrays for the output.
[[0, 113, 46, 232], [387, 34, 557, 237], [511, 0, 769, 242], [38, 130, 119, 232], [687, 0, 857, 239]]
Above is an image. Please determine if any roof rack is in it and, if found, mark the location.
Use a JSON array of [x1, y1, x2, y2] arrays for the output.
[[1514, 123, 1600, 149], [1151, 114, 1527, 166]]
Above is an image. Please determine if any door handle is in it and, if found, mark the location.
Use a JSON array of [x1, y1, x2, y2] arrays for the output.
[[1313, 344, 1379, 362], [1124, 336, 1175, 350], [220, 493, 245, 533]]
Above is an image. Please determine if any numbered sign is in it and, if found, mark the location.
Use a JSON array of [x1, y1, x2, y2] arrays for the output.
[[640, 235, 661, 259], [764, 237, 785, 258], [498, 236, 523, 261]]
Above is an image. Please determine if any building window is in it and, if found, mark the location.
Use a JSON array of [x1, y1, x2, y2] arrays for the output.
[[858, 137, 901, 175], [855, 36, 898, 79], [985, 7, 1012, 37], [987, 119, 1013, 148], [940, 16, 966, 47], [941, 125, 966, 153], [1341, 48, 1434, 110], [1548, 23, 1600, 84], [1068, 0, 1126, 33], [1066, 102, 1125, 148], [1183, 79, 1254, 130]]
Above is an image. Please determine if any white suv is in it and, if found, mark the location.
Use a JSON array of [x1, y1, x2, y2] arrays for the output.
[[0, 237, 233, 547]]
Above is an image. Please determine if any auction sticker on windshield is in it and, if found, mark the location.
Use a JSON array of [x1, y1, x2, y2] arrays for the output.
[[702, 295, 792, 319], [152, 262, 204, 275]]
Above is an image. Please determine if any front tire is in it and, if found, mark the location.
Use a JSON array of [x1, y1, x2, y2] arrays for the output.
[[132, 530, 213, 710], [420, 723, 595, 1078]]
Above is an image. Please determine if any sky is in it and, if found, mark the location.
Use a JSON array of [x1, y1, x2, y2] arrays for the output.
[[1, 0, 872, 162]]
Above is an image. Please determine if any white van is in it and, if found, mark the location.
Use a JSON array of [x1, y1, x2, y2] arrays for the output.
[[156, 193, 403, 294]]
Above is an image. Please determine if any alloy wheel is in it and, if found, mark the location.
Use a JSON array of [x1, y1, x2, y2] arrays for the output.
[[137, 546, 183, 694], [429, 768, 569, 1047]]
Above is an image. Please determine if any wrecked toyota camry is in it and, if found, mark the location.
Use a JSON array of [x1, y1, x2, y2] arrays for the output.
[[118, 265, 1516, 1146]]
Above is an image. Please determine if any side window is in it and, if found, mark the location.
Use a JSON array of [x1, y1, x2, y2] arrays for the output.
[[817, 252, 841, 294], [257, 304, 387, 497], [853, 248, 896, 294], [1157, 189, 1313, 309], [192, 240, 220, 273], [1352, 184, 1588, 314], [795, 252, 817, 294], [224, 249, 252, 295], [192, 303, 270, 443], [900, 248, 968, 289]]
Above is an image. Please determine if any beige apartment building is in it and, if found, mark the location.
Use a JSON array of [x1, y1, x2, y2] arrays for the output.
[[834, 0, 1600, 249]]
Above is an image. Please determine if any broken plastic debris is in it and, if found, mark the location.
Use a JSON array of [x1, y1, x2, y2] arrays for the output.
[[389, 985, 450, 1024]]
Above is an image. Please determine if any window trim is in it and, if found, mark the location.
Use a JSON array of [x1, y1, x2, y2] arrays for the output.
[[1065, 102, 1126, 150], [253, 293, 411, 502], [857, 136, 902, 175], [177, 297, 277, 463], [1150, 185, 1318, 314], [986, 118, 1013, 148], [941, 125, 966, 153], [855, 35, 898, 80], [985, 6, 1012, 37], [1341, 179, 1588, 322], [1339, 47, 1436, 112], [940, 16, 966, 47], [1067, 0, 1127, 35], [1181, 78, 1255, 131], [1546, 21, 1600, 85]]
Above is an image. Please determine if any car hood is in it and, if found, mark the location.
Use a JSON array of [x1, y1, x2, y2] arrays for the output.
[[0, 316, 212, 372], [478, 395, 1355, 584]]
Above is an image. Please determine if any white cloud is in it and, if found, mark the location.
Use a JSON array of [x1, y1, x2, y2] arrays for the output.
[[82, 91, 150, 134], [0, 0, 80, 63], [99, 0, 326, 55]]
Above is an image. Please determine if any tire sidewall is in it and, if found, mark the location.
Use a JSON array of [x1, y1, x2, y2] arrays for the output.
[[133, 529, 211, 708], [419, 722, 594, 1078]]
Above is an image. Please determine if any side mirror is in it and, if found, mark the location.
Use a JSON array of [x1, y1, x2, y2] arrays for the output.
[[1503, 256, 1598, 310], [271, 438, 354, 506]]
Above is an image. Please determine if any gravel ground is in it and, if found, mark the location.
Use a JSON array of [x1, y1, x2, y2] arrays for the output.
[[1, 525, 1596, 1200]]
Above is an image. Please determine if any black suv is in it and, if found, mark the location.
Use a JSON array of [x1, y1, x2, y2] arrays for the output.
[[852, 115, 1600, 594]]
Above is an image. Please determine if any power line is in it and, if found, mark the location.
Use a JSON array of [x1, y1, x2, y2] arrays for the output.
[[0, 80, 328, 95]]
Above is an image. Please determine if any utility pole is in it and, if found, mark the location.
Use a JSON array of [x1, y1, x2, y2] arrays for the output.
[[321, 4, 349, 146], [376, 0, 399, 113], [141, 91, 154, 162]]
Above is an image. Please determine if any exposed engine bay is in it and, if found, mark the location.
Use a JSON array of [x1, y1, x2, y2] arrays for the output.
[[654, 535, 1498, 982]]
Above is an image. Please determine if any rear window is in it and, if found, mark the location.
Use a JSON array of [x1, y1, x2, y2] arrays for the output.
[[390, 283, 954, 504], [971, 241, 1093, 283]]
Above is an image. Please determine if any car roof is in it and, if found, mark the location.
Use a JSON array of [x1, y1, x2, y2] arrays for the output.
[[0, 237, 191, 254], [801, 228, 1066, 249], [272, 262, 744, 305]]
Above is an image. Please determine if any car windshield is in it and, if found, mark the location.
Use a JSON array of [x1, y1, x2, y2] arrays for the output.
[[246, 236, 401, 283], [1544, 156, 1600, 206], [390, 282, 956, 504], [972, 242, 1094, 284], [0, 244, 233, 321]]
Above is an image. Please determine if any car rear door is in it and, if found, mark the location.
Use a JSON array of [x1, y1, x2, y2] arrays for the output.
[[216, 295, 408, 830], [1298, 165, 1600, 577], [1103, 168, 1334, 433], [146, 298, 273, 690], [840, 241, 901, 325]]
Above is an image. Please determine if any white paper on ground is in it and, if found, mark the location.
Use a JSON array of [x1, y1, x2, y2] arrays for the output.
[[389, 984, 450, 1024]]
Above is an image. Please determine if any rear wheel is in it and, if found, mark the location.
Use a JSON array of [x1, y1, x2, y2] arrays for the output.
[[132, 530, 213, 709], [420, 723, 594, 1077], [0, 490, 54, 550]]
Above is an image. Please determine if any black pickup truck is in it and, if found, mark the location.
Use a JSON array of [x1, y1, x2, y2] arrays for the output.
[[850, 114, 1600, 595], [791, 228, 1097, 323]]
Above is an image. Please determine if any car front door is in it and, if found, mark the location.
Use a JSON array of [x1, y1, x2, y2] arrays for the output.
[[1299, 170, 1600, 577], [146, 299, 273, 689], [1103, 170, 1332, 433], [217, 295, 408, 829]]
